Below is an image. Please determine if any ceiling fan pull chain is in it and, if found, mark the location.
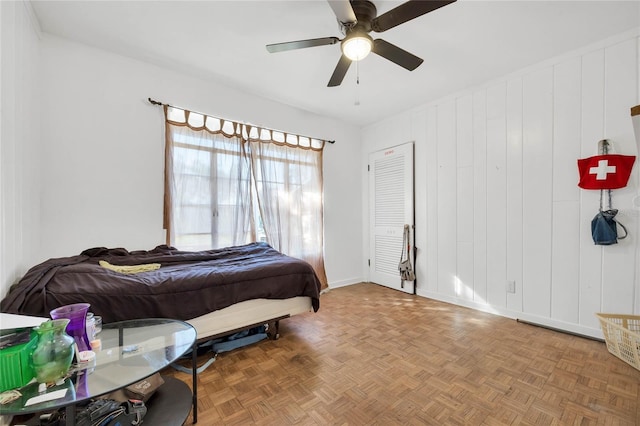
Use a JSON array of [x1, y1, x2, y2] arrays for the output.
[[355, 60, 361, 106], [356, 61, 360, 99]]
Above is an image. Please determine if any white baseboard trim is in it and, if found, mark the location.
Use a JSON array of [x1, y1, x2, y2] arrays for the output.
[[416, 289, 604, 340], [327, 278, 363, 289]]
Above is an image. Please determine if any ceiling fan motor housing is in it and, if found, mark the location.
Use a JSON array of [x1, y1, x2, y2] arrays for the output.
[[347, 0, 377, 33]]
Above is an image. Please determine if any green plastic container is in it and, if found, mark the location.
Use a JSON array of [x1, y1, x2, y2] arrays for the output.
[[0, 330, 37, 392]]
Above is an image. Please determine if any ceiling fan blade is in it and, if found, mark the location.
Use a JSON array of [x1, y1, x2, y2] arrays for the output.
[[266, 37, 340, 53], [328, 55, 352, 87], [372, 39, 423, 71], [327, 0, 357, 24], [371, 0, 456, 32]]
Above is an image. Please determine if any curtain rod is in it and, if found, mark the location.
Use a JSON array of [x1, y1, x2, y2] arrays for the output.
[[148, 98, 335, 144]]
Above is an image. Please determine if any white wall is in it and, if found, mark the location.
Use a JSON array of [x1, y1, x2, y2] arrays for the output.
[[0, 1, 41, 302], [0, 29, 362, 300], [38, 35, 363, 290], [0, 2, 41, 424], [362, 29, 640, 339]]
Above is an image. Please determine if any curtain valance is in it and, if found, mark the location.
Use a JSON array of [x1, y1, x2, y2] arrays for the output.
[[164, 105, 327, 151]]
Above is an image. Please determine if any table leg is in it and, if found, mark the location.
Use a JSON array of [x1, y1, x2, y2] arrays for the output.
[[192, 342, 198, 424], [66, 404, 76, 425]]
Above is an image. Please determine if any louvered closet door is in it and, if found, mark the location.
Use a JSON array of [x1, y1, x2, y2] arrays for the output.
[[369, 142, 415, 293]]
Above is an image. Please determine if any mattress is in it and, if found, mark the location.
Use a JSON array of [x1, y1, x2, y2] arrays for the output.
[[0, 242, 321, 324]]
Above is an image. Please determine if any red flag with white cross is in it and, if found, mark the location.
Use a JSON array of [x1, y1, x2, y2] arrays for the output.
[[577, 154, 636, 190]]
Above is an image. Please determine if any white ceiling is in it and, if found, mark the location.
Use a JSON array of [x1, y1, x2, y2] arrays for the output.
[[30, 1, 640, 127]]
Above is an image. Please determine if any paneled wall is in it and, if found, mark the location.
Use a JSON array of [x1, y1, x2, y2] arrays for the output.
[[0, 1, 41, 300], [362, 30, 639, 338], [0, 3, 40, 424]]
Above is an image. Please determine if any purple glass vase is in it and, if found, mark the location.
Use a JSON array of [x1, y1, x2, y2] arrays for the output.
[[50, 303, 91, 352]]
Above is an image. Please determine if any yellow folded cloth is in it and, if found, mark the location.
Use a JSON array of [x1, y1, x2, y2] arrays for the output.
[[99, 260, 161, 274]]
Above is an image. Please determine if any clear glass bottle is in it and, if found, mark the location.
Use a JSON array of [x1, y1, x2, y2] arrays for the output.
[[86, 312, 96, 341]]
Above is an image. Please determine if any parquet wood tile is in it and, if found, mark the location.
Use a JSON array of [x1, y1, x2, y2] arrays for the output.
[[164, 283, 640, 425]]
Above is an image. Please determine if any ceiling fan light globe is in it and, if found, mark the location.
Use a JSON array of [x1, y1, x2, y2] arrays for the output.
[[342, 36, 372, 61]]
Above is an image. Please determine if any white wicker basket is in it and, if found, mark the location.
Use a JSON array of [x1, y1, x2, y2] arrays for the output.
[[596, 313, 640, 371]]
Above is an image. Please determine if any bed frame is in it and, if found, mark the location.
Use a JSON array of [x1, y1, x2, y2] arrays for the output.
[[186, 296, 313, 342]]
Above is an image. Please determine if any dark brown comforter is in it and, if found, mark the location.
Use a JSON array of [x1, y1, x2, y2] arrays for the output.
[[1, 242, 321, 323]]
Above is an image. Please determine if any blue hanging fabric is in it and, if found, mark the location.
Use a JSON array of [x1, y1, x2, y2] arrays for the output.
[[591, 209, 628, 245]]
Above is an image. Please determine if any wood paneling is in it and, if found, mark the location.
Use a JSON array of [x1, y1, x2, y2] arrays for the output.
[[551, 57, 582, 324], [506, 77, 523, 312], [552, 57, 583, 202], [522, 67, 554, 318], [437, 101, 457, 297], [166, 284, 640, 425], [425, 106, 439, 295], [456, 95, 474, 169], [456, 96, 474, 301], [370, 33, 638, 339], [485, 83, 507, 308], [472, 91, 488, 304], [0, 1, 42, 300], [412, 109, 428, 290], [551, 201, 581, 323]]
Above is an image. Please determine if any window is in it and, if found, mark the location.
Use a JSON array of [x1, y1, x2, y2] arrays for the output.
[[163, 106, 328, 289], [171, 132, 253, 250]]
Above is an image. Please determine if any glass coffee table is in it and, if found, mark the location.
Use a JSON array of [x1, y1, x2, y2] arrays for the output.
[[1, 318, 197, 425]]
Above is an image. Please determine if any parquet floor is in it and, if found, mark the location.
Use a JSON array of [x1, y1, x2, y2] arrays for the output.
[[164, 283, 640, 425]]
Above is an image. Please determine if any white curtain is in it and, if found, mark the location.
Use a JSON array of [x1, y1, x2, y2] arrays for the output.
[[164, 107, 254, 251], [246, 127, 328, 288], [164, 106, 328, 290]]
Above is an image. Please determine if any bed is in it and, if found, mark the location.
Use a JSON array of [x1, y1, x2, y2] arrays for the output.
[[0, 242, 321, 341]]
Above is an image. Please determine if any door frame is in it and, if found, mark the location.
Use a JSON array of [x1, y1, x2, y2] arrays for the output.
[[367, 142, 415, 294]]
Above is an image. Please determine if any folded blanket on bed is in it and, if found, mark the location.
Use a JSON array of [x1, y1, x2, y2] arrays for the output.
[[99, 260, 161, 274]]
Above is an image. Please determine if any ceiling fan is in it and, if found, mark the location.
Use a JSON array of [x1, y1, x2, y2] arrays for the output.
[[266, 0, 456, 87]]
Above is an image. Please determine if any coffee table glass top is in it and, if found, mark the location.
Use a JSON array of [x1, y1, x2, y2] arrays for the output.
[[0, 318, 196, 416]]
